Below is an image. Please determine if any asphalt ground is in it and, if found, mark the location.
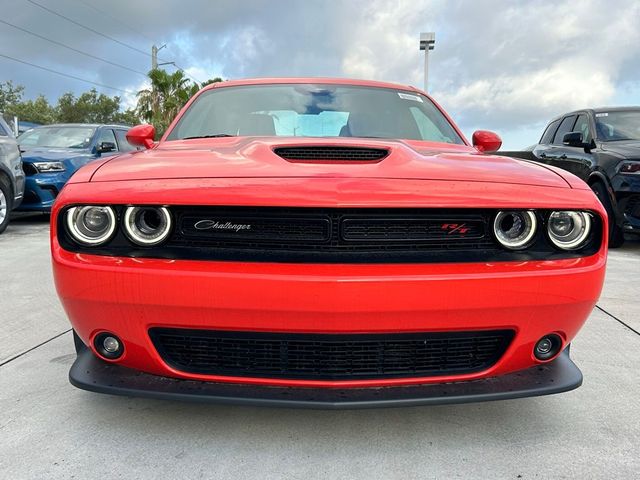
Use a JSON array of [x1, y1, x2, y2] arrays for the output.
[[1, 213, 639, 479]]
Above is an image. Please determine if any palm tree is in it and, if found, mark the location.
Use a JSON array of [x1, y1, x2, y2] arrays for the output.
[[136, 69, 194, 136]]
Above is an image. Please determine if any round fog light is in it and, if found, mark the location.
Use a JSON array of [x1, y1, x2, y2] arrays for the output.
[[102, 336, 120, 353], [534, 334, 562, 361], [94, 332, 124, 360]]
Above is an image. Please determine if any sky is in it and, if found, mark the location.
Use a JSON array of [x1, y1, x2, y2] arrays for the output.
[[1, 0, 639, 149]]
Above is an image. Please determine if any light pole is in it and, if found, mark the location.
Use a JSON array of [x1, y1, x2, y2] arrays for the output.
[[151, 44, 175, 70], [419, 32, 435, 92]]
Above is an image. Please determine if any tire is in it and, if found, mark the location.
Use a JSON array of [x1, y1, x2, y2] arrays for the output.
[[0, 175, 12, 234], [591, 181, 625, 248]]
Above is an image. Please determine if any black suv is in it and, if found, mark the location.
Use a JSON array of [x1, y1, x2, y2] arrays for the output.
[[506, 107, 640, 247]]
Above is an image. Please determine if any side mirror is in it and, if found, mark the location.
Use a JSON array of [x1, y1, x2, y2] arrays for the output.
[[472, 130, 502, 153], [96, 141, 116, 154], [563, 132, 585, 148], [126, 124, 156, 149]]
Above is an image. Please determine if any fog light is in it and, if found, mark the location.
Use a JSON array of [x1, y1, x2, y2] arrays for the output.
[[534, 334, 562, 361], [94, 332, 124, 360]]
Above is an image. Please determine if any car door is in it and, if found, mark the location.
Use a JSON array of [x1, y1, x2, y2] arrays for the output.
[[544, 114, 577, 170], [532, 119, 561, 164], [557, 113, 595, 181]]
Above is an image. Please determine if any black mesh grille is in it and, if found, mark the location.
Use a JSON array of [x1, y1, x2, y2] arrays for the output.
[[149, 328, 515, 380], [168, 207, 495, 263], [274, 146, 388, 162], [624, 195, 640, 220], [22, 163, 38, 176]]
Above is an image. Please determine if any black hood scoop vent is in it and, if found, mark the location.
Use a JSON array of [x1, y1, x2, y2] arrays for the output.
[[273, 146, 389, 162]]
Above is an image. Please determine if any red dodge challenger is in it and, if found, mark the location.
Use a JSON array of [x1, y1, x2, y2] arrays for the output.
[[52, 78, 607, 408]]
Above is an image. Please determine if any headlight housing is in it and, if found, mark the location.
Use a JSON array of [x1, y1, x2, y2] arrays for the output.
[[33, 161, 65, 172], [123, 206, 172, 246], [493, 210, 537, 249], [66, 206, 116, 245], [547, 211, 592, 250]]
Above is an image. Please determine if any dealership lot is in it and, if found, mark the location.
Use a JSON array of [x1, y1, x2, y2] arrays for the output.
[[1, 214, 639, 479]]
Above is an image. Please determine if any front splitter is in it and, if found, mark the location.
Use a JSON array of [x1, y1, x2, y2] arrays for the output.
[[69, 348, 582, 409]]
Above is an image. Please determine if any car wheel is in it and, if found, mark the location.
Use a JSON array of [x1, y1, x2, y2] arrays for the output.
[[591, 181, 624, 248], [0, 176, 12, 234]]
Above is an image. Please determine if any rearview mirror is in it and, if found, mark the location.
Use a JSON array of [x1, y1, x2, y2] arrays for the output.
[[126, 124, 156, 149], [562, 132, 585, 148], [472, 130, 502, 153], [96, 142, 116, 154]]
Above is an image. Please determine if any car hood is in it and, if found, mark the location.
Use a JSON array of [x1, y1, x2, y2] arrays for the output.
[[21, 147, 92, 162], [600, 140, 640, 158], [90, 137, 569, 188]]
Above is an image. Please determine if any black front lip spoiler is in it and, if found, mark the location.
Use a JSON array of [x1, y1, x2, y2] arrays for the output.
[[69, 348, 582, 409]]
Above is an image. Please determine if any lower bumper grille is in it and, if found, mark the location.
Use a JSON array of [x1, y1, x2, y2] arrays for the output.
[[149, 328, 514, 380]]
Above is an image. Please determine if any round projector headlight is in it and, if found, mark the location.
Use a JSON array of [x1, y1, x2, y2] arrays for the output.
[[547, 211, 591, 250], [493, 210, 537, 249], [66, 206, 116, 246], [123, 206, 172, 246]]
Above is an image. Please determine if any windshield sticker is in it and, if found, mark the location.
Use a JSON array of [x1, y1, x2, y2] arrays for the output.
[[595, 113, 608, 117], [398, 92, 423, 103]]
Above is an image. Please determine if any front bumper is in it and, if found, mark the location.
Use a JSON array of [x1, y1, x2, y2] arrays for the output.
[[70, 346, 582, 409], [16, 174, 67, 211]]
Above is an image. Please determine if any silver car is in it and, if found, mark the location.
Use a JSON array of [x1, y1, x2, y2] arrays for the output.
[[0, 117, 25, 233]]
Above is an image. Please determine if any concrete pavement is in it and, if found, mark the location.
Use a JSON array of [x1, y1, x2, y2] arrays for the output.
[[1, 215, 639, 479]]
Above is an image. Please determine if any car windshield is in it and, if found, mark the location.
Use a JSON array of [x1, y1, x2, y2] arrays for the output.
[[18, 126, 96, 149], [166, 84, 465, 144], [595, 110, 640, 141]]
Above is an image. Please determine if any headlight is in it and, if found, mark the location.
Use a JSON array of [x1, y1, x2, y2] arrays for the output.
[[493, 211, 537, 249], [66, 206, 116, 245], [547, 211, 591, 250], [123, 206, 172, 246], [33, 161, 65, 172]]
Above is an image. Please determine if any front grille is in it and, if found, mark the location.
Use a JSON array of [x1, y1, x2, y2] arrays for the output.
[[149, 328, 515, 380], [274, 146, 388, 162], [624, 195, 640, 220], [166, 206, 496, 263], [22, 163, 38, 176]]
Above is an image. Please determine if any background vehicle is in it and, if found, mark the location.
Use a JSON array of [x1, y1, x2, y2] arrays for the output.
[[501, 107, 640, 247], [17, 124, 136, 212], [0, 116, 25, 233]]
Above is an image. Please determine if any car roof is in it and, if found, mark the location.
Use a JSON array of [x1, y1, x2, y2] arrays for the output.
[[201, 77, 422, 94], [548, 106, 640, 123]]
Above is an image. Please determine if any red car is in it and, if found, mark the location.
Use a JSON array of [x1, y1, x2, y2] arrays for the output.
[[52, 78, 607, 408]]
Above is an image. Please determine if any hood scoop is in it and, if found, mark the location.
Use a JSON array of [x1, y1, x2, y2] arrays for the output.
[[273, 146, 389, 162]]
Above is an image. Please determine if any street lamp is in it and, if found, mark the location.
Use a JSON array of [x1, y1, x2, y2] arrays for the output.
[[419, 32, 435, 92]]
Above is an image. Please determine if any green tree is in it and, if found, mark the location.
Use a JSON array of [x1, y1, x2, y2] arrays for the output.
[[137, 69, 194, 136], [56, 89, 124, 124], [0, 81, 25, 113], [5, 95, 56, 124]]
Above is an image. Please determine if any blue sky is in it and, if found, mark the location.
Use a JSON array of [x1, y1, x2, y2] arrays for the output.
[[1, 0, 639, 149]]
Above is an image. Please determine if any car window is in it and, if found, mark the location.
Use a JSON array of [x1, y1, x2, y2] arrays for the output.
[[166, 84, 465, 144], [95, 128, 118, 150], [0, 117, 14, 137], [540, 119, 560, 144], [572, 114, 592, 143], [18, 126, 96, 148], [552, 115, 577, 145], [115, 129, 136, 152]]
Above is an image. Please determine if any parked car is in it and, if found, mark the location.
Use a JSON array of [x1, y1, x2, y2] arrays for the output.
[[0, 116, 25, 233], [17, 124, 136, 212], [52, 78, 606, 408], [501, 107, 640, 247]]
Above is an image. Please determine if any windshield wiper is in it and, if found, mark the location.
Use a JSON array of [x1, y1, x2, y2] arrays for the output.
[[183, 134, 235, 139]]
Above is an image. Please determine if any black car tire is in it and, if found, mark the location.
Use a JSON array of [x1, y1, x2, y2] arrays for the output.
[[0, 175, 12, 234], [591, 181, 624, 248]]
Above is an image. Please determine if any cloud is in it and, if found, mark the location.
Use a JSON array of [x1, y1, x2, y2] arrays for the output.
[[1, 0, 639, 148]]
